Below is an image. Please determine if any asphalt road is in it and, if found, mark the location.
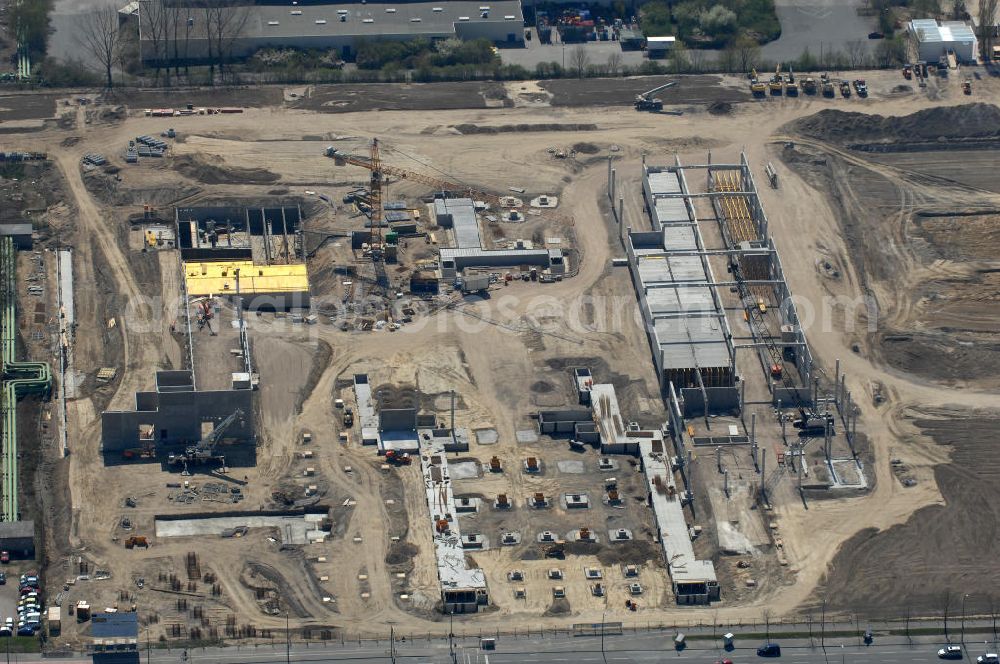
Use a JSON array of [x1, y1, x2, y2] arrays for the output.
[[48, 630, 998, 664]]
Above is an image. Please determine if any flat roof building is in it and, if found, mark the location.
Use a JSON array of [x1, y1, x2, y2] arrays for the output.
[[135, 0, 525, 64], [910, 18, 978, 63]]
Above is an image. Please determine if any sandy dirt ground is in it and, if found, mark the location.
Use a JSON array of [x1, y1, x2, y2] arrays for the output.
[[3, 69, 1000, 644]]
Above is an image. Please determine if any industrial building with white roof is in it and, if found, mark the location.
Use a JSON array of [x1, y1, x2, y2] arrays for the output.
[[133, 0, 525, 64]]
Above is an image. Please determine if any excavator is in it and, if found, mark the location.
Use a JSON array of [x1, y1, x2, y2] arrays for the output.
[[769, 65, 784, 95], [785, 66, 799, 97], [168, 408, 245, 471], [749, 68, 766, 97], [633, 81, 677, 111]]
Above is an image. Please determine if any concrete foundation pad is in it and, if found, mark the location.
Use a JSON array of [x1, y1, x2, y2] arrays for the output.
[[556, 460, 585, 474], [516, 429, 539, 444], [449, 461, 480, 480], [155, 514, 326, 545], [475, 428, 499, 445]]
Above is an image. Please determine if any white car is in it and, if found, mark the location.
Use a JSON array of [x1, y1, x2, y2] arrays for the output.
[[938, 645, 963, 659], [977, 654, 999, 664]]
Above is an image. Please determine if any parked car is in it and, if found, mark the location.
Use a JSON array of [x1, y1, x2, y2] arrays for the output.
[[978, 655, 1000, 664], [0, 551, 9, 564], [16, 624, 35, 636], [0, 626, 10, 637], [938, 645, 963, 659], [868, 31, 885, 39], [757, 642, 781, 657]]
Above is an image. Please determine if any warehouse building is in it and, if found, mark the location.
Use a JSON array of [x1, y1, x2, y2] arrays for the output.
[[0, 521, 35, 559], [910, 18, 978, 63], [134, 0, 525, 65]]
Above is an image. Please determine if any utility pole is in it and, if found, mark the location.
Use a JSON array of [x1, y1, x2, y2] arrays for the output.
[[146, 626, 151, 664], [390, 626, 397, 664], [285, 611, 291, 664], [449, 613, 456, 664], [962, 593, 970, 644]]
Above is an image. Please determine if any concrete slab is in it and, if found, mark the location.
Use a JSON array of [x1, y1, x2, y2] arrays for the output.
[[475, 428, 499, 445], [449, 461, 480, 480], [154, 514, 326, 545], [516, 429, 538, 444], [556, 460, 585, 474]]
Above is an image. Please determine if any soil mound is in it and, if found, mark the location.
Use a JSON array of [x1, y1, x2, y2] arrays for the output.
[[173, 154, 280, 185], [790, 103, 1000, 144]]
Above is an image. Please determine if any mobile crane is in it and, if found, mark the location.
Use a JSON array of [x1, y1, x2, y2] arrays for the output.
[[168, 408, 246, 470], [633, 81, 677, 111]]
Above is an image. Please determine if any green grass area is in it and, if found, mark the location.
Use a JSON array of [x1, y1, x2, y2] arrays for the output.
[[2, 635, 41, 654], [640, 0, 780, 47]]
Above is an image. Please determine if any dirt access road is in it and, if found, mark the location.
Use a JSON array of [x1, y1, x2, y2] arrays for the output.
[[9, 69, 1000, 638]]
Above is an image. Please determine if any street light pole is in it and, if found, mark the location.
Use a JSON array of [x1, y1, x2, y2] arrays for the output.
[[962, 594, 970, 644], [285, 611, 291, 664]]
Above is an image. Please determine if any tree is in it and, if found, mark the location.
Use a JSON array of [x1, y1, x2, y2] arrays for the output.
[[874, 35, 907, 67], [139, 0, 170, 83], [670, 41, 689, 74], [9, 0, 54, 57], [951, 0, 969, 20], [78, 6, 123, 88], [846, 38, 866, 68], [569, 45, 589, 78], [734, 35, 761, 73], [606, 51, 623, 76], [977, 0, 999, 60]]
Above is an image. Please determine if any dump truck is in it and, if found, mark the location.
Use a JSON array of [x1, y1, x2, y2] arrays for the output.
[[124, 536, 149, 549], [802, 76, 817, 94], [343, 407, 354, 427]]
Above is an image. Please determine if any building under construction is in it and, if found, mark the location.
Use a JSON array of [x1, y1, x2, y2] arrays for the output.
[[176, 205, 310, 310], [623, 154, 813, 415]]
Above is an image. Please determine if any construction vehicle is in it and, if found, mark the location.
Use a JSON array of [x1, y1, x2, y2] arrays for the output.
[[384, 450, 412, 465], [821, 73, 835, 98], [769, 65, 783, 94], [853, 79, 868, 97], [544, 542, 566, 559], [167, 408, 245, 470], [785, 66, 799, 96], [963, 78, 972, 94], [124, 536, 149, 549], [343, 406, 354, 427], [802, 76, 817, 95], [902, 64, 912, 80], [840, 81, 851, 97], [634, 81, 676, 111], [792, 408, 835, 436], [750, 68, 767, 97]]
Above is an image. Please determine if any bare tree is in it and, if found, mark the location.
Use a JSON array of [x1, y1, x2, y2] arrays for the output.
[[734, 35, 761, 73], [139, 0, 169, 83], [846, 39, 865, 68], [78, 6, 124, 88], [606, 51, 622, 76], [688, 47, 706, 73], [570, 45, 590, 78], [978, 0, 999, 60]]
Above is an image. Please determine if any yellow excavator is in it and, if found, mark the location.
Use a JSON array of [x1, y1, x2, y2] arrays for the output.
[[769, 64, 784, 94], [786, 65, 799, 96], [749, 67, 766, 97]]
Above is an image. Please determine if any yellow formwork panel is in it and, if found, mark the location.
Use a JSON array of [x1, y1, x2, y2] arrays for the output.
[[184, 260, 309, 296]]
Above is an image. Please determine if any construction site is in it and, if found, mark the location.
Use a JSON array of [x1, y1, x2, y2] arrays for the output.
[[1, 66, 999, 649]]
